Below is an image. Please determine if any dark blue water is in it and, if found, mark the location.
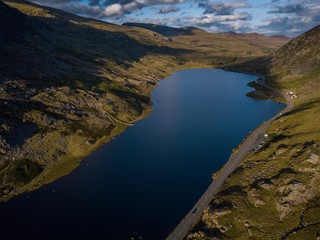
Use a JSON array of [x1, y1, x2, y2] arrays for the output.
[[0, 69, 284, 240]]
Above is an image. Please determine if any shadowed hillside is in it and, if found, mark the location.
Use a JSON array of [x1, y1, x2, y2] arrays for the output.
[[0, 0, 289, 202], [0, 0, 191, 201], [0, 1, 27, 43], [187, 24, 320, 240]]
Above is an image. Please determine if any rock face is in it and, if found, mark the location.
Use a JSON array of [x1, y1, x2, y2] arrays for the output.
[[187, 25, 320, 239], [188, 143, 320, 239], [270, 25, 320, 76]]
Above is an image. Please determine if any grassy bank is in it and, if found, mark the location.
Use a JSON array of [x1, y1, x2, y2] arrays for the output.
[[187, 24, 320, 240]]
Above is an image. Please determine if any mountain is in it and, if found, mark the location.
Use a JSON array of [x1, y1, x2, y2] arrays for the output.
[[0, 0, 27, 43], [0, 0, 185, 201], [0, 0, 289, 202], [221, 31, 290, 48], [187, 25, 320, 240], [124, 23, 291, 69], [123, 22, 289, 52], [268, 24, 320, 86], [122, 22, 204, 37]]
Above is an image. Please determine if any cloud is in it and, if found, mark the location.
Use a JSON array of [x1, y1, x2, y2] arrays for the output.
[[63, 4, 104, 17], [186, 1, 252, 33], [257, 16, 307, 36], [259, 1, 320, 36], [30, 0, 79, 4], [158, 5, 180, 14], [105, 3, 124, 16], [29, 0, 107, 18], [268, 4, 305, 14], [194, 17, 251, 32], [28, 0, 320, 37], [30, 0, 185, 17], [189, 12, 251, 27], [267, 16, 289, 27], [103, 0, 185, 16], [126, 10, 253, 33], [198, 2, 250, 15], [88, 0, 101, 6]]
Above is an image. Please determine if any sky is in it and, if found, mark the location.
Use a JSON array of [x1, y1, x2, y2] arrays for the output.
[[29, 0, 320, 37]]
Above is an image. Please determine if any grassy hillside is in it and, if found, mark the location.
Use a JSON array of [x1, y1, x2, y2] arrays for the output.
[[187, 25, 320, 240], [122, 22, 195, 37], [0, 0, 287, 202], [123, 22, 290, 68], [0, 0, 186, 201], [220, 32, 290, 49]]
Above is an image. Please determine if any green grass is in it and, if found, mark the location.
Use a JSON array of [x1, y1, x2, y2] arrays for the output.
[[7, 159, 44, 185], [187, 25, 320, 240]]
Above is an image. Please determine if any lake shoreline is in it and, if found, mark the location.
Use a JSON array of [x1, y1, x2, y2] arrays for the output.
[[1, 68, 282, 203], [0, 69, 285, 240], [167, 71, 289, 240]]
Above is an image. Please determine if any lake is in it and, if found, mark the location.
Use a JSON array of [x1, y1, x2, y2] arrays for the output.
[[0, 69, 284, 240]]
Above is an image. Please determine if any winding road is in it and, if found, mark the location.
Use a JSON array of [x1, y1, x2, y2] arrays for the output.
[[166, 76, 293, 240]]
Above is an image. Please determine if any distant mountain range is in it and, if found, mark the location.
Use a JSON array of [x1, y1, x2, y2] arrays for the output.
[[123, 22, 201, 37], [123, 22, 290, 48], [221, 31, 290, 48]]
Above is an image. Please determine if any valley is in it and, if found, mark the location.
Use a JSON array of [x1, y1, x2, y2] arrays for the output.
[[1, 0, 320, 239], [0, 0, 288, 202]]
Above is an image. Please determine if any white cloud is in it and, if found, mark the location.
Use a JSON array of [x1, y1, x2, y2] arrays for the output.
[[199, 2, 251, 15], [28, 0, 320, 37], [227, 21, 249, 30], [158, 5, 180, 14], [259, 0, 320, 36], [188, 12, 252, 27], [105, 3, 124, 16], [103, 0, 185, 17]]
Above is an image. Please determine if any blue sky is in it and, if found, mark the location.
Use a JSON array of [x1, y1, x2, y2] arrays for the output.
[[30, 0, 320, 37]]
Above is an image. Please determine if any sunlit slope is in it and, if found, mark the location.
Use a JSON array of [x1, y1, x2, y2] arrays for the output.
[[124, 22, 289, 67], [221, 31, 290, 49], [123, 22, 194, 37], [268, 24, 320, 91], [187, 24, 320, 240]]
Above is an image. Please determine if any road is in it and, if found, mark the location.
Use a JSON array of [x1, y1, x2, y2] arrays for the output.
[[166, 76, 293, 240]]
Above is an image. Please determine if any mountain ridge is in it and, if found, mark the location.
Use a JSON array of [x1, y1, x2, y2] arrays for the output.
[[221, 31, 290, 48], [123, 22, 290, 57], [122, 22, 201, 37]]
